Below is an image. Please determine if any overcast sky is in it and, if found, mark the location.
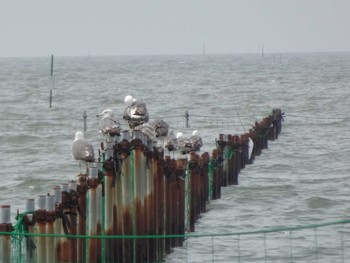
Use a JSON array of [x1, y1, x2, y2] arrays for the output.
[[1, 0, 349, 57]]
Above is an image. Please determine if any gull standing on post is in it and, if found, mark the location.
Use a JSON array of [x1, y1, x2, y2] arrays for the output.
[[176, 131, 192, 155], [96, 108, 121, 142], [123, 95, 149, 129], [163, 130, 178, 153], [190, 130, 203, 152], [71, 131, 95, 173], [150, 119, 169, 138]]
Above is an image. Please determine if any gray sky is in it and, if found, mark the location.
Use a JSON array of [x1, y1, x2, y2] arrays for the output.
[[1, 0, 349, 57]]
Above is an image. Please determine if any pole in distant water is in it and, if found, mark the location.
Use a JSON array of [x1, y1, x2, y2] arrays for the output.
[[185, 110, 189, 128], [49, 54, 54, 108]]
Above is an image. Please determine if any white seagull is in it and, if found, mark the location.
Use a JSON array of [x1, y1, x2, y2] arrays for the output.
[[96, 108, 121, 138], [150, 119, 169, 138], [189, 130, 203, 152], [71, 131, 95, 173], [122, 95, 149, 129]]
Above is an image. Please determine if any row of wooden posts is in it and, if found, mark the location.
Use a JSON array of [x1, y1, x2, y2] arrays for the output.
[[0, 109, 284, 263]]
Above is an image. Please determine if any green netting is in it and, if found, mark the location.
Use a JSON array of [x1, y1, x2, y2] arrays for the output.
[[4, 219, 350, 262]]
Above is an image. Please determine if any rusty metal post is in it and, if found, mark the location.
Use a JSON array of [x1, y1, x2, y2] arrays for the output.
[[103, 141, 116, 263], [233, 135, 240, 185], [144, 141, 154, 262], [77, 173, 88, 262], [87, 166, 98, 263], [119, 139, 133, 263], [227, 134, 234, 185], [24, 199, 36, 263], [188, 153, 197, 232], [164, 156, 173, 253], [56, 181, 78, 263], [56, 183, 67, 262], [0, 205, 12, 263], [53, 187, 61, 263], [176, 158, 186, 246], [113, 145, 124, 263], [35, 195, 46, 263], [46, 194, 56, 263], [224, 134, 230, 187], [131, 132, 145, 262], [155, 148, 165, 261]]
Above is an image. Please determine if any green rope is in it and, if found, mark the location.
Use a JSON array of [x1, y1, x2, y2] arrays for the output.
[[3, 218, 350, 239], [223, 146, 234, 160], [208, 160, 213, 202]]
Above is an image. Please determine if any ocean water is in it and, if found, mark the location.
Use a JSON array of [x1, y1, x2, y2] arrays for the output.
[[1, 52, 350, 262]]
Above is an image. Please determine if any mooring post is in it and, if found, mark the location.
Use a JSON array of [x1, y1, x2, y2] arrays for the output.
[[119, 140, 133, 263], [25, 199, 36, 263], [0, 205, 12, 263], [83, 111, 87, 132], [155, 148, 165, 261], [49, 54, 54, 108], [103, 145, 116, 263], [87, 166, 98, 263], [185, 110, 189, 128], [36, 195, 47, 263], [46, 194, 56, 263], [53, 186, 62, 263], [77, 174, 88, 263]]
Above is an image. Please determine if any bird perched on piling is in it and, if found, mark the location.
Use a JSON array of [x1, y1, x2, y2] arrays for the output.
[[176, 131, 192, 155], [96, 108, 121, 139], [163, 130, 178, 153], [190, 130, 203, 152], [139, 123, 157, 141], [149, 119, 169, 138], [123, 95, 149, 129], [71, 131, 95, 173]]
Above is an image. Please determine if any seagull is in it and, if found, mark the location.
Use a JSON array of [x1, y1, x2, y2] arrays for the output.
[[176, 131, 192, 155], [163, 130, 178, 153], [96, 109, 121, 140], [122, 95, 149, 129], [189, 130, 203, 152], [71, 131, 95, 173], [150, 119, 169, 138], [139, 123, 156, 141]]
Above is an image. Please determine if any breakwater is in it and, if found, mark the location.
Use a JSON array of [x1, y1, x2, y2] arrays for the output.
[[0, 109, 284, 263]]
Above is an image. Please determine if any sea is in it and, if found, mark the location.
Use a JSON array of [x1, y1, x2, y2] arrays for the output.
[[1, 52, 350, 262]]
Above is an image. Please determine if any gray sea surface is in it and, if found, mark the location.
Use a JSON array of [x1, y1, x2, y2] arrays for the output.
[[1, 52, 350, 262]]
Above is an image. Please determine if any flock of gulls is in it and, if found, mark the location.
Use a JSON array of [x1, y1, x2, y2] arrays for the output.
[[72, 95, 203, 168]]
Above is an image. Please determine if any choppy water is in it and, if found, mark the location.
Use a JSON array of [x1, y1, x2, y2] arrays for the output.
[[1, 52, 350, 262]]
